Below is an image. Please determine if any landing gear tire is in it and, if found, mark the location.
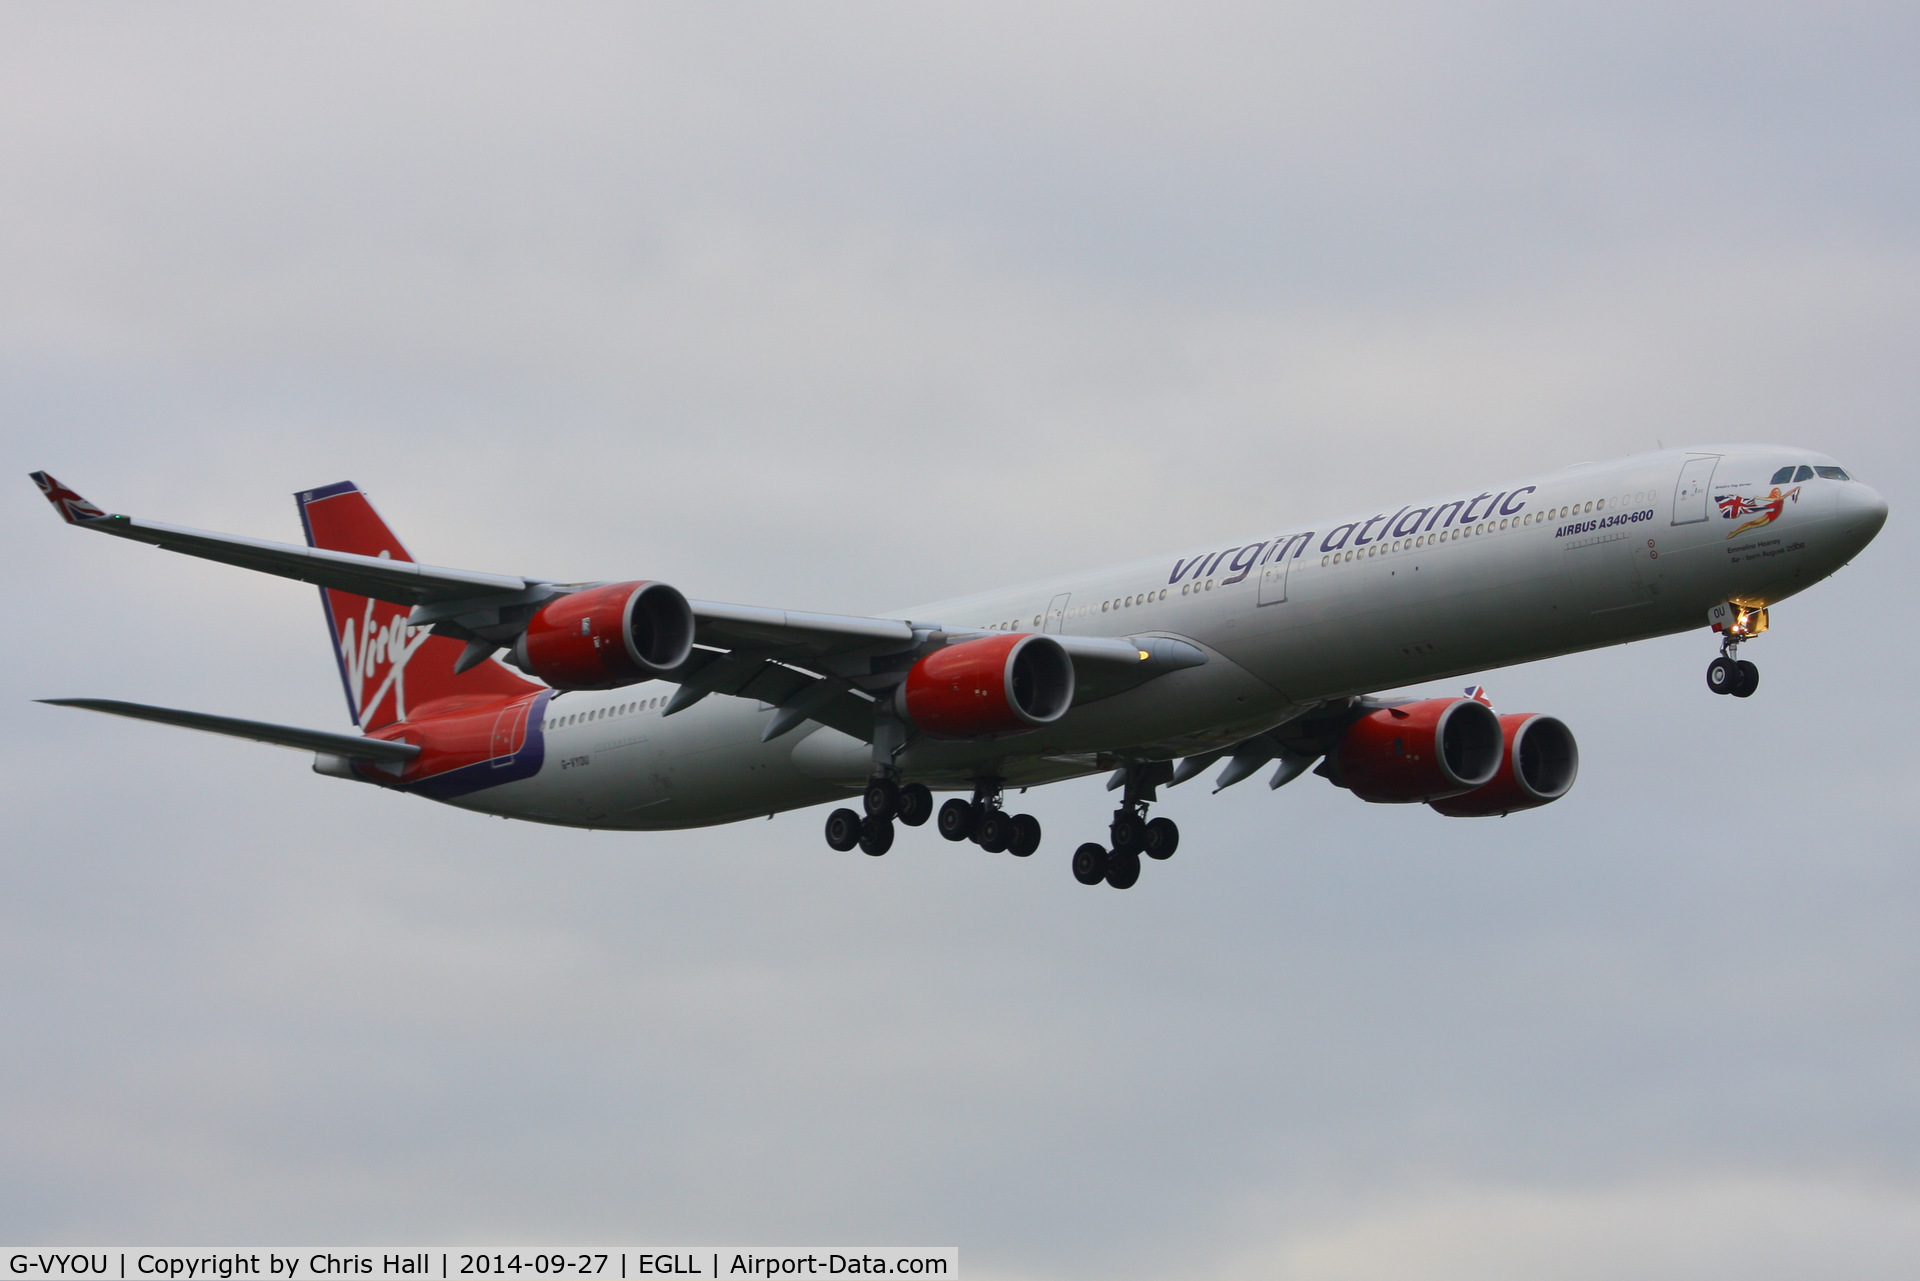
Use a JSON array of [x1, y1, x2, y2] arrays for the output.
[[858, 815, 895, 856], [864, 779, 900, 820], [896, 783, 934, 827], [937, 798, 976, 842], [1732, 660, 1760, 698], [978, 810, 1015, 854], [1109, 811, 1146, 857], [1071, 843, 1109, 886], [824, 807, 862, 852], [1105, 851, 1142, 890], [1143, 816, 1180, 860], [1008, 813, 1041, 858], [1706, 656, 1738, 695]]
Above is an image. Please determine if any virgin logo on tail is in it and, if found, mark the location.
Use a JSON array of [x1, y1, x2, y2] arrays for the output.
[[337, 596, 435, 725], [298, 480, 544, 728]]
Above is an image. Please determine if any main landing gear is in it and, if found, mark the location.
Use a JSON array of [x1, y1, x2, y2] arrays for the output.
[[1704, 604, 1767, 699], [937, 782, 1042, 858], [1074, 763, 1179, 890], [823, 776, 931, 856], [825, 777, 1039, 858]]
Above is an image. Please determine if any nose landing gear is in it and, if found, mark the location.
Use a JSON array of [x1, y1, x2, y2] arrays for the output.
[[1705, 603, 1767, 699], [1706, 654, 1759, 698]]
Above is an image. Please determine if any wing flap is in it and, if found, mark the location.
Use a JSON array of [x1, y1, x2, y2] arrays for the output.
[[663, 649, 878, 742]]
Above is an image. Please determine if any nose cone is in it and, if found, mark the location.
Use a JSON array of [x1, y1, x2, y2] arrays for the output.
[[1837, 480, 1889, 549], [1845, 481, 1890, 533]]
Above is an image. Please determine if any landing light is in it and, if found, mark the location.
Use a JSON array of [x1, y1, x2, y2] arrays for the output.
[[1708, 602, 1770, 637]]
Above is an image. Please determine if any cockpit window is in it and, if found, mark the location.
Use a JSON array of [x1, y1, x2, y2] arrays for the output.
[[1815, 466, 1851, 481], [1770, 466, 1796, 484], [1793, 465, 1815, 482]]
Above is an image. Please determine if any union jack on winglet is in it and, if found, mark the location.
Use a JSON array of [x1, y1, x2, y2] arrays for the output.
[[30, 472, 107, 524]]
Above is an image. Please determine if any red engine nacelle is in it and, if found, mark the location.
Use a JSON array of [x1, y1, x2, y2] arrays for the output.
[[1330, 696, 1504, 803], [1428, 713, 1579, 817], [509, 581, 695, 690], [895, 633, 1075, 739]]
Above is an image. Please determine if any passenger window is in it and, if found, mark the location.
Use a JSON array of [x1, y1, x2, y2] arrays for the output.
[[1815, 466, 1850, 481], [1770, 466, 1795, 484], [1793, 465, 1815, 482]]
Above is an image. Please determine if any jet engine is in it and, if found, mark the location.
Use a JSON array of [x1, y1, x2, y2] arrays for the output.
[[1428, 713, 1579, 816], [1328, 696, 1503, 803], [508, 581, 694, 690], [896, 633, 1075, 739]]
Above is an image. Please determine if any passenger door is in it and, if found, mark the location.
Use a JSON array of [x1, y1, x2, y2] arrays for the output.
[[1043, 592, 1072, 633], [1672, 455, 1720, 525]]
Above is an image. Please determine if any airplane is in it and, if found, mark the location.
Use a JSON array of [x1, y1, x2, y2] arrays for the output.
[[30, 445, 1887, 890]]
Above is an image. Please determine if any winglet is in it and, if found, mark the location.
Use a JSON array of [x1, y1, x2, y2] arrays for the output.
[[29, 472, 108, 525]]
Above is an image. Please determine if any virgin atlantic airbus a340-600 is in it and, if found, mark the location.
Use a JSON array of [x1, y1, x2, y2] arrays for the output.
[[31, 447, 1886, 890]]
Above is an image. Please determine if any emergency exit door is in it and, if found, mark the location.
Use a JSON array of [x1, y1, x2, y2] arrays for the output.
[[1257, 552, 1291, 605]]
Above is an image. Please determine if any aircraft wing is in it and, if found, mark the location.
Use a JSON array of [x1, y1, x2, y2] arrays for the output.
[[32, 472, 916, 658], [31, 472, 531, 606], [686, 600, 916, 657], [38, 698, 422, 761], [30, 472, 1204, 735]]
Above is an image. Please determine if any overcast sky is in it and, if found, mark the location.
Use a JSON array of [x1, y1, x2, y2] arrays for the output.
[[2, 5, 1916, 1278]]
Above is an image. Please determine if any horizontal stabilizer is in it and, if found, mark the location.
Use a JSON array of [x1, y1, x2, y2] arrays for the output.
[[38, 698, 421, 762]]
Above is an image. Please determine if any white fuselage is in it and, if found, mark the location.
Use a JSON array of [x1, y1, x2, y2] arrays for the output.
[[461, 446, 1886, 829]]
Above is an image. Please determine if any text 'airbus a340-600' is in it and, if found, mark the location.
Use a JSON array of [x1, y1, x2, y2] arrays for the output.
[[30, 447, 1886, 890]]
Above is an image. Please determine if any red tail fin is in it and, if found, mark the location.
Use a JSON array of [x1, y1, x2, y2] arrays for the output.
[[296, 482, 539, 728]]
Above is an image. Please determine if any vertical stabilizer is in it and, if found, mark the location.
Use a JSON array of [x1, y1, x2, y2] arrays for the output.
[[296, 482, 539, 728]]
